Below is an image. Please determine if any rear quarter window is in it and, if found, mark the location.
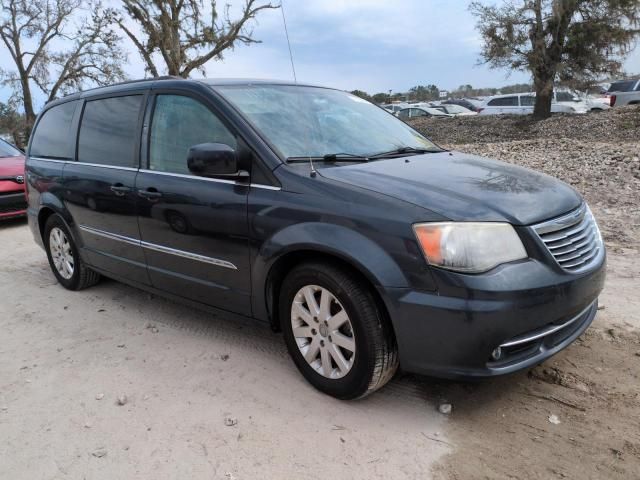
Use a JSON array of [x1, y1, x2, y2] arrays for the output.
[[30, 101, 78, 159], [78, 95, 143, 168]]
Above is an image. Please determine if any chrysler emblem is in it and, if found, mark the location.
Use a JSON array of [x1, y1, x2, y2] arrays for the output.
[[15, 175, 25, 184]]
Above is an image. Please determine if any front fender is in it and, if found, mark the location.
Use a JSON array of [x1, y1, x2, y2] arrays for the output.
[[251, 222, 410, 322]]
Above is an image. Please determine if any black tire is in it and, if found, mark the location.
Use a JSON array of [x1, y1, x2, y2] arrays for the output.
[[280, 261, 398, 400], [44, 214, 100, 290]]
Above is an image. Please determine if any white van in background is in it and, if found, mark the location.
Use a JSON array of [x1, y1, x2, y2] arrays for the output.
[[479, 93, 588, 115]]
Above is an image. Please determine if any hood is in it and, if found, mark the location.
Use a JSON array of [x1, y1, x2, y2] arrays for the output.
[[318, 151, 581, 225]]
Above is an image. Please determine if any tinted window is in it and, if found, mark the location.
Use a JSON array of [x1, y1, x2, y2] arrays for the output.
[[556, 92, 575, 102], [519, 95, 535, 106], [608, 80, 636, 92], [397, 109, 410, 118], [149, 95, 237, 175], [78, 95, 143, 167], [30, 101, 77, 159], [488, 96, 518, 106], [412, 109, 427, 117]]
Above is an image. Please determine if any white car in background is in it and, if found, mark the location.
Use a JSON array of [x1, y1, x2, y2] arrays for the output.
[[397, 107, 452, 119], [429, 104, 478, 116], [381, 103, 409, 114], [479, 93, 587, 115]]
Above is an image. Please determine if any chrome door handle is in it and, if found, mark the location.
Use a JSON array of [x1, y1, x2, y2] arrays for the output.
[[138, 188, 162, 199], [110, 184, 131, 196]]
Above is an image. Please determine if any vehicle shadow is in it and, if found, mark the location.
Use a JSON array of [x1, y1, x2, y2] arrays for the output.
[[88, 276, 526, 416], [0, 217, 27, 230]]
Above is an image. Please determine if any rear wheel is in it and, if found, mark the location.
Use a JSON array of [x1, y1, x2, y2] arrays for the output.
[[280, 262, 398, 399], [44, 214, 100, 290]]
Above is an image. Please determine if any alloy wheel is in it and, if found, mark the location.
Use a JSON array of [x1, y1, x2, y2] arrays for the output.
[[290, 285, 356, 379], [49, 227, 74, 280]]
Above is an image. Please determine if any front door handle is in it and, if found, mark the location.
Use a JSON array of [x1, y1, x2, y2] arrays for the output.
[[138, 188, 162, 200], [110, 184, 131, 196]]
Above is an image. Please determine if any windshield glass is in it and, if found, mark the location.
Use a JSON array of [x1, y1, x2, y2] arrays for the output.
[[0, 139, 21, 158], [215, 85, 438, 158]]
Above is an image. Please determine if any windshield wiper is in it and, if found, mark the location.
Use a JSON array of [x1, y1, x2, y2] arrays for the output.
[[286, 153, 370, 163], [367, 146, 442, 159]]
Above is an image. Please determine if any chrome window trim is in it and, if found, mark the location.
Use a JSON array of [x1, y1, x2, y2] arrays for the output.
[[79, 225, 238, 270], [139, 169, 282, 190], [71, 162, 139, 172], [28, 157, 69, 164]]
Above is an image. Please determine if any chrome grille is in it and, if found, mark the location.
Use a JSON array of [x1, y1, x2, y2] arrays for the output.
[[532, 204, 603, 272]]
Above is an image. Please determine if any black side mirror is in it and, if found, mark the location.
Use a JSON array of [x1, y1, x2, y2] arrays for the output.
[[187, 143, 249, 180]]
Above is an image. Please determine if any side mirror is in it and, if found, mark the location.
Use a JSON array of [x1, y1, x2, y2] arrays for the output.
[[187, 143, 249, 180]]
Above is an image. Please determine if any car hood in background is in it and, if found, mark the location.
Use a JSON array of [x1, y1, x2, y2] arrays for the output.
[[318, 151, 581, 225]]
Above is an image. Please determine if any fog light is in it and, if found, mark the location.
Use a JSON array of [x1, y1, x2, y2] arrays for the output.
[[491, 347, 502, 361]]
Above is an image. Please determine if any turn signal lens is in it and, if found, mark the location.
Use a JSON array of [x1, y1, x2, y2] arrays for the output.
[[413, 222, 527, 273]]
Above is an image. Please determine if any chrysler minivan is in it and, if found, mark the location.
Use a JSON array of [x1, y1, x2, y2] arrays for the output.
[[25, 78, 606, 399]]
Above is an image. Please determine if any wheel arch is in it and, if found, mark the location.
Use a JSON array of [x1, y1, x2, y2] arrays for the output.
[[252, 222, 409, 332]]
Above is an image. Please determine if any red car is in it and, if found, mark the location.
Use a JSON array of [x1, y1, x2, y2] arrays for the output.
[[0, 138, 27, 220]]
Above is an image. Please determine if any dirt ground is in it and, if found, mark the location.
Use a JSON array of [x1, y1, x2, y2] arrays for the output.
[[1, 111, 639, 478]]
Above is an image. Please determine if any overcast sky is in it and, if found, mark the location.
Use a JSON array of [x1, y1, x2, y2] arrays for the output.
[[2, 0, 640, 109]]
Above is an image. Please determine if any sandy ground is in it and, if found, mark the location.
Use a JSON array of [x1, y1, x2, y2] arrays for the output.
[[1, 139, 639, 478], [0, 219, 449, 480]]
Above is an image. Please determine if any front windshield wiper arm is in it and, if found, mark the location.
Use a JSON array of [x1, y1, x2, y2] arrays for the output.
[[367, 146, 442, 159], [286, 153, 370, 163]]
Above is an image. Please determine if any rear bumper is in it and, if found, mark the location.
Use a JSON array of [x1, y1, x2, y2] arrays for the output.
[[0, 191, 27, 219], [380, 255, 606, 379]]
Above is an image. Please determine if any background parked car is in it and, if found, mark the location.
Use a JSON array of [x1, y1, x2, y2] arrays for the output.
[[554, 91, 609, 112], [443, 98, 481, 112], [381, 103, 409, 114], [430, 104, 478, 116], [607, 78, 640, 106], [0, 138, 27, 220], [479, 93, 586, 115], [397, 107, 452, 119]]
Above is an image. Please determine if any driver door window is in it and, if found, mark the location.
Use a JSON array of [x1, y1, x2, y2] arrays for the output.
[[149, 95, 236, 174]]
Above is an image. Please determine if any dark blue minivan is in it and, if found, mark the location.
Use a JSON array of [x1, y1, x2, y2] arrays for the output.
[[25, 78, 606, 399]]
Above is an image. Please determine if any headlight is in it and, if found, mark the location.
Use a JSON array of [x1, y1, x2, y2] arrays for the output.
[[413, 222, 527, 273]]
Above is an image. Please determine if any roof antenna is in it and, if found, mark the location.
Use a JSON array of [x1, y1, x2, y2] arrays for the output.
[[280, 0, 297, 83]]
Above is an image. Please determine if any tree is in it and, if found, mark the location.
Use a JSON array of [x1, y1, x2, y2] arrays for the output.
[[408, 84, 440, 101], [114, 0, 279, 78], [0, 101, 26, 148], [470, 0, 640, 118], [350, 89, 372, 101], [371, 92, 389, 104], [0, 0, 126, 133]]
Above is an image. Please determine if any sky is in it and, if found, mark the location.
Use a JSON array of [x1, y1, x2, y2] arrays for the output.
[[2, 0, 640, 110]]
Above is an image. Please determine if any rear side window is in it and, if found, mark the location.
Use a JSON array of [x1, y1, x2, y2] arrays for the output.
[[519, 95, 535, 106], [488, 96, 518, 106], [78, 95, 143, 168], [608, 80, 636, 92], [30, 101, 77, 159], [148, 95, 236, 175]]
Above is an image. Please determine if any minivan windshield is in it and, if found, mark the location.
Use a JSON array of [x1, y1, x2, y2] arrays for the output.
[[215, 85, 439, 160]]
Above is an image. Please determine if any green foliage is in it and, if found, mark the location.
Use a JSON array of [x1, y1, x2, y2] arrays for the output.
[[470, 0, 640, 118]]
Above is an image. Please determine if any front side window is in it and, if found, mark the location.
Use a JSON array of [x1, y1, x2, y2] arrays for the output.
[[149, 95, 237, 175], [78, 95, 143, 168], [30, 101, 78, 159], [215, 85, 438, 159]]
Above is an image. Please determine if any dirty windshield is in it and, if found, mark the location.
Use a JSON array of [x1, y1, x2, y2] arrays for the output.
[[215, 84, 439, 160]]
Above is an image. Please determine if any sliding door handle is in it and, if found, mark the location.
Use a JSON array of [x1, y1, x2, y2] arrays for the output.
[[138, 188, 162, 200]]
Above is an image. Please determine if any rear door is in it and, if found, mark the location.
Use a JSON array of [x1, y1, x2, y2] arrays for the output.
[[135, 91, 252, 315], [63, 92, 149, 284], [519, 95, 535, 114]]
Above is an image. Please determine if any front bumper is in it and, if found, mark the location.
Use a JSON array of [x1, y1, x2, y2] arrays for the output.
[[0, 191, 27, 219], [380, 255, 606, 378]]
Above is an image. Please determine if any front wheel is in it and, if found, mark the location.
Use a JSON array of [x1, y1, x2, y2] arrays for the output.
[[280, 262, 398, 399]]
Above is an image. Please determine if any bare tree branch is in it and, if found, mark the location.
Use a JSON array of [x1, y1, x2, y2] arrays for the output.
[[116, 0, 279, 78]]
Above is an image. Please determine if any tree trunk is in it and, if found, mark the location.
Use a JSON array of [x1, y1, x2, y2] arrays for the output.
[[533, 76, 554, 119], [20, 76, 37, 142]]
